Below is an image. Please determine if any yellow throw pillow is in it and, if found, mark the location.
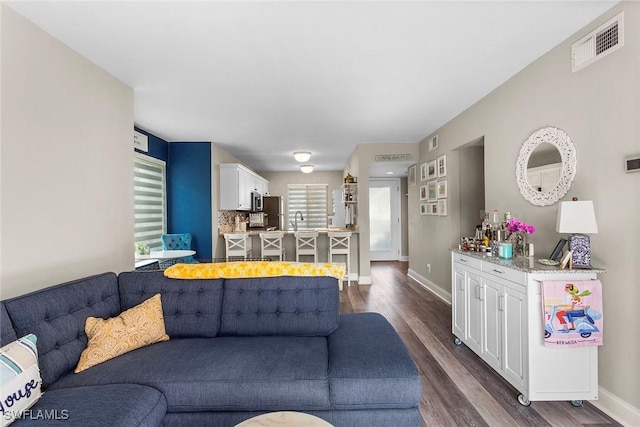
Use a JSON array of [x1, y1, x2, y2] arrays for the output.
[[75, 293, 169, 373]]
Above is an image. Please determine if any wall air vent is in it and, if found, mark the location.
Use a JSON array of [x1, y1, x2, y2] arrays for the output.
[[571, 12, 624, 73]]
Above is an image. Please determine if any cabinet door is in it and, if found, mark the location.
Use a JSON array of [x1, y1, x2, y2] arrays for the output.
[[502, 285, 526, 389], [482, 276, 502, 373], [541, 168, 560, 192], [466, 270, 483, 355], [237, 168, 252, 210], [452, 266, 467, 339], [219, 165, 239, 210]]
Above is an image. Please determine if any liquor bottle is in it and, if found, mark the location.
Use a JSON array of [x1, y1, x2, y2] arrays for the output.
[[491, 209, 500, 232], [502, 211, 512, 233], [484, 224, 492, 250], [481, 212, 489, 233]]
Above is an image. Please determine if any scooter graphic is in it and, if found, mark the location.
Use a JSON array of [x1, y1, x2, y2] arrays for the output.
[[544, 304, 601, 339]]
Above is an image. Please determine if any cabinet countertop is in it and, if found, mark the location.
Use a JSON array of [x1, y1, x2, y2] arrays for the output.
[[451, 249, 605, 274]]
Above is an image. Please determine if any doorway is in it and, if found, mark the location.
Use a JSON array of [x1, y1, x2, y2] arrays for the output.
[[457, 137, 485, 236], [369, 178, 401, 261]]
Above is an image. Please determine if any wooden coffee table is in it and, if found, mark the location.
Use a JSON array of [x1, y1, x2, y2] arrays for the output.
[[235, 411, 333, 427]]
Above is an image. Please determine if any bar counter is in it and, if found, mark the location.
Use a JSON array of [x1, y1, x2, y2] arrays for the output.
[[216, 228, 359, 279]]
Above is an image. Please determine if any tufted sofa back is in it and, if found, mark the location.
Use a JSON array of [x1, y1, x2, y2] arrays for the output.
[[220, 276, 340, 336], [118, 270, 224, 338], [1, 303, 17, 346], [1, 270, 341, 389], [3, 273, 121, 388]]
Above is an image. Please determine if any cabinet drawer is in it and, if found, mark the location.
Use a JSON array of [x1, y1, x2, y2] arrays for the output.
[[482, 263, 526, 284], [453, 253, 482, 270]]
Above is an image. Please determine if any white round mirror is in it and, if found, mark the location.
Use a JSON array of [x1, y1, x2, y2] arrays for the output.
[[516, 127, 576, 206]]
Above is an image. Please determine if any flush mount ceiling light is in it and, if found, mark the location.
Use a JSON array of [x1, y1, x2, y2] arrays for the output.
[[293, 152, 311, 162], [300, 164, 314, 174]]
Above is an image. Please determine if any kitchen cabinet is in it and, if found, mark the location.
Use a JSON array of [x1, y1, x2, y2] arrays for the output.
[[219, 163, 269, 211], [452, 251, 602, 406], [527, 163, 561, 193]]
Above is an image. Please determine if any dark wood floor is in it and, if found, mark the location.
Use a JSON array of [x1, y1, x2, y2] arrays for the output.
[[340, 261, 621, 427]]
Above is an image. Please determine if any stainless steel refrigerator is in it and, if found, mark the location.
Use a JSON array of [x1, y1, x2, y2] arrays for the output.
[[263, 196, 285, 230]]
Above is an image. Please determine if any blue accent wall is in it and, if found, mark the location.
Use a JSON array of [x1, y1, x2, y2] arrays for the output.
[[167, 142, 212, 258], [134, 127, 168, 161]]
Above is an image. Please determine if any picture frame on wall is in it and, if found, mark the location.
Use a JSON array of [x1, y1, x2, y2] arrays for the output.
[[419, 185, 428, 200], [408, 165, 417, 186], [437, 180, 447, 198], [427, 181, 437, 201], [420, 203, 428, 215], [427, 160, 437, 180], [437, 199, 447, 216], [437, 155, 447, 177], [420, 162, 428, 181], [428, 203, 438, 215], [428, 135, 438, 152]]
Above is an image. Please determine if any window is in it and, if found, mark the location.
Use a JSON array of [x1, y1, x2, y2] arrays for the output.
[[287, 184, 328, 229], [134, 154, 166, 250]]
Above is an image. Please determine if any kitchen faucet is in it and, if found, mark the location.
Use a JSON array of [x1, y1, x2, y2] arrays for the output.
[[293, 211, 304, 231]]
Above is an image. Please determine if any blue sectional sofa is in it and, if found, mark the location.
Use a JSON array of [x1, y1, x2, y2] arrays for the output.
[[1, 270, 421, 426]]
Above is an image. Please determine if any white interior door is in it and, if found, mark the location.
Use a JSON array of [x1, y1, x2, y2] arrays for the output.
[[369, 178, 400, 261]]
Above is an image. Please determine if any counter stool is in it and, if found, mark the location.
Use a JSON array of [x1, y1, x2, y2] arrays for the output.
[[224, 233, 252, 260], [295, 230, 319, 263], [328, 231, 352, 290], [259, 231, 286, 261]]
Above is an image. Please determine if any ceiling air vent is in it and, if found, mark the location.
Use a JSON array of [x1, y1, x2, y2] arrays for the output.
[[572, 12, 624, 73]]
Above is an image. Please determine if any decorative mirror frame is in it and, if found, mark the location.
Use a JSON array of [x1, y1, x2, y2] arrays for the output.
[[516, 126, 576, 206]]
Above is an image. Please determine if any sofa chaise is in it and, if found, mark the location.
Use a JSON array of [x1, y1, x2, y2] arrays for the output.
[[1, 269, 421, 426]]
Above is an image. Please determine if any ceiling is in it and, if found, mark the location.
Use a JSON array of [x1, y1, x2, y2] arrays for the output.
[[7, 1, 617, 174]]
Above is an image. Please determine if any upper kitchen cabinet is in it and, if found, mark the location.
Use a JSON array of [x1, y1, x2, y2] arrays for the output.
[[219, 163, 269, 211]]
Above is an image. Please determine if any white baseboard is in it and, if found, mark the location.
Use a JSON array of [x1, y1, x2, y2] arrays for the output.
[[400, 255, 409, 262], [591, 386, 640, 426], [357, 275, 372, 285], [407, 269, 451, 305]]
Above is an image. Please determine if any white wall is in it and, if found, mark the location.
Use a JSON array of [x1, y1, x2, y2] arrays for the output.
[[409, 2, 639, 420], [0, 5, 134, 299]]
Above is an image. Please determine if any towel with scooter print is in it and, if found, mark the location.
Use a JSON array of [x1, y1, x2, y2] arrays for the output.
[[542, 280, 603, 348]]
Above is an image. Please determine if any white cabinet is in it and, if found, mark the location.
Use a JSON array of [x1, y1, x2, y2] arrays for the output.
[[452, 254, 524, 390], [452, 251, 600, 406], [480, 271, 526, 389], [527, 163, 561, 192], [219, 163, 269, 211]]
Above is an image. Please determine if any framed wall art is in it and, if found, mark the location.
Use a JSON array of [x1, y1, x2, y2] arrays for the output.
[[420, 162, 427, 181], [419, 185, 428, 201], [408, 164, 417, 186], [427, 181, 437, 201], [438, 199, 447, 216], [420, 203, 428, 215], [428, 203, 438, 215], [428, 135, 438, 152], [437, 155, 447, 177], [437, 180, 447, 198], [427, 160, 437, 180]]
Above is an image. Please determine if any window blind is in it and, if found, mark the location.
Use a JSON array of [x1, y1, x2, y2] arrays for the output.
[[287, 184, 328, 230], [134, 154, 166, 250]]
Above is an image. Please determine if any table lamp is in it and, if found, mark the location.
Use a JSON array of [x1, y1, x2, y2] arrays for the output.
[[555, 198, 598, 268]]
